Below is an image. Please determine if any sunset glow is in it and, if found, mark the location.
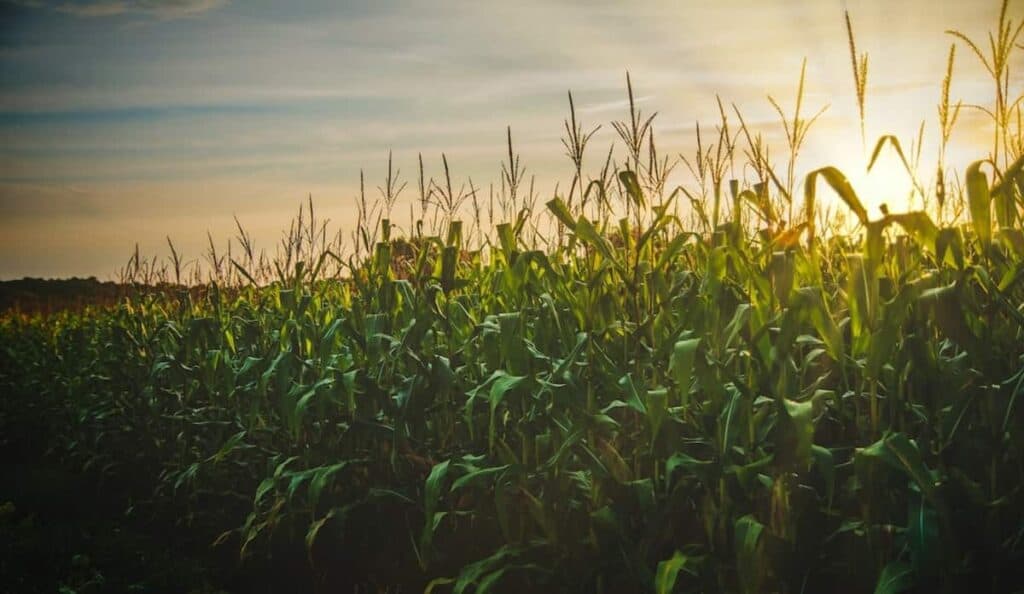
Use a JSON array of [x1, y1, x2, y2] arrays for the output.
[[0, 0, 1017, 277]]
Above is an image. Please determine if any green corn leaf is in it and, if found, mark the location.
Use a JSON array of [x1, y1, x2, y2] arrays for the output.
[[722, 303, 751, 349], [777, 398, 816, 470], [254, 477, 277, 508], [865, 219, 887, 265], [936, 227, 964, 269], [617, 373, 648, 414], [419, 459, 451, 567], [489, 372, 528, 451], [806, 166, 868, 225], [881, 433, 938, 502], [294, 377, 335, 433], [655, 232, 695, 270], [575, 215, 621, 271], [308, 461, 357, 510], [207, 430, 248, 464], [739, 188, 775, 223], [865, 320, 899, 380], [452, 545, 523, 594], [654, 550, 691, 594], [446, 220, 463, 248], [496, 223, 517, 258], [991, 153, 1024, 198], [811, 445, 835, 506], [546, 197, 577, 231], [424, 578, 456, 594], [998, 228, 1024, 257], [720, 387, 742, 457], [857, 433, 939, 504], [305, 506, 348, 562], [886, 211, 939, 252], [908, 495, 941, 573], [868, 135, 915, 180], [992, 154, 1024, 229], [998, 261, 1024, 292], [440, 245, 458, 291], [669, 338, 700, 405], [619, 169, 645, 209], [646, 387, 669, 442], [801, 287, 845, 363], [966, 160, 991, 246], [665, 452, 714, 485], [451, 465, 511, 492], [735, 515, 766, 594], [873, 561, 915, 594]]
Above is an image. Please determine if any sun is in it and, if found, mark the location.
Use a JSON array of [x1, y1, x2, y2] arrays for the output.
[[847, 154, 918, 218], [812, 136, 921, 224]]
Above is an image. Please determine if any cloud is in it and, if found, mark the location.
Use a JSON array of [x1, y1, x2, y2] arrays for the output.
[[49, 0, 227, 19], [56, 1, 125, 17], [136, 0, 226, 19], [579, 95, 656, 116], [2, 0, 46, 8]]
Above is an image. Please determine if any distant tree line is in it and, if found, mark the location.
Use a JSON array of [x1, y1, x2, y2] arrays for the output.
[[0, 277, 124, 315]]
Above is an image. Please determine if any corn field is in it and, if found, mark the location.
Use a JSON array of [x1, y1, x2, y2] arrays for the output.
[[3, 4, 1024, 593]]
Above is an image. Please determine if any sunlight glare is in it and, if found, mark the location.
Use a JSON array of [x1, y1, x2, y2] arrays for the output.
[[846, 151, 917, 219]]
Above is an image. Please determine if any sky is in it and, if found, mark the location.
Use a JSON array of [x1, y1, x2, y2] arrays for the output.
[[0, 0, 1018, 279]]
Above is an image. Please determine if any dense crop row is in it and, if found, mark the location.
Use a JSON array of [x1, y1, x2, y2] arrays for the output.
[[3, 4, 1024, 593]]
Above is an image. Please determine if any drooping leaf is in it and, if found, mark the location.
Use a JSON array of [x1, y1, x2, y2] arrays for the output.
[[776, 398, 816, 470], [669, 338, 700, 405], [654, 550, 691, 594], [452, 464, 511, 492], [811, 444, 835, 506], [619, 169, 645, 209], [546, 197, 577, 231], [419, 459, 452, 567], [618, 373, 648, 414], [735, 515, 766, 594], [806, 166, 869, 226], [488, 372, 528, 450], [966, 160, 991, 246], [873, 561, 915, 594], [908, 495, 941, 574], [857, 433, 939, 505], [886, 211, 939, 252]]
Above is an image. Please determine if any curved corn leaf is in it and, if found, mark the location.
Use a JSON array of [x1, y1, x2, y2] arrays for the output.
[[619, 169, 645, 209], [873, 561, 914, 594], [488, 372, 528, 451], [885, 211, 939, 252], [419, 459, 451, 567], [546, 197, 577, 231], [806, 166, 869, 225], [669, 338, 700, 405], [777, 398, 816, 470], [735, 515, 766, 594], [654, 550, 691, 594], [857, 433, 939, 505], [868, 135, 914, 177], [966, 160, 991, 245], [992, 153, 1024, 229]]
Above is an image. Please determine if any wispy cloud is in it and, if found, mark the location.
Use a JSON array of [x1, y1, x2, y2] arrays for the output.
[[3, 0, 45, 8], [56, 1, 125, 17], [136, 0, 226, 19], [42, 0, 227, 19], [579, 95, 656, 115]]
